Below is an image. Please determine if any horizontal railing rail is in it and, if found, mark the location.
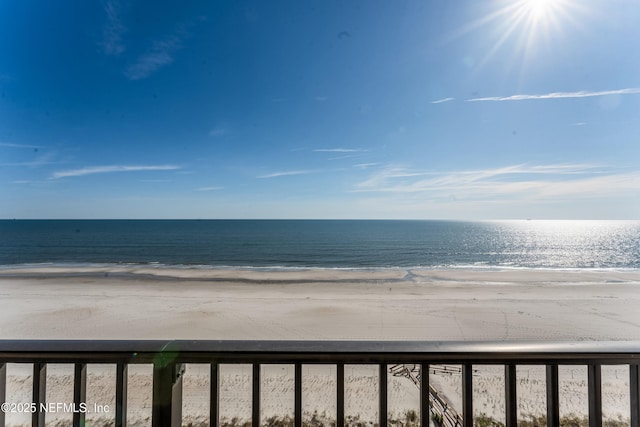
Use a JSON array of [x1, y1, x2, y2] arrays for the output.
[[0, 340, 639, 427]]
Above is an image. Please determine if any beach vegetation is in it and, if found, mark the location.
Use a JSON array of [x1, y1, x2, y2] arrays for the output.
[[18, 411, 629, 427], [403, 409, 419, 427], [345, 414, 376, 427], [474, 413, 505, 427], [220, 416, 252, 427], [307, 410, 337, 427], [558, 414, 588, 427], [603, 417, 630, 427], [265, 415, 295, 427], [517, 414, 630, 427], [517, 414, 547, 427], [388, 409, 420, 427], [432, 412, 444, 427]]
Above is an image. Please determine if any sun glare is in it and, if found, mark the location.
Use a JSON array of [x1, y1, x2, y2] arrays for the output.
[[451, 0, 585, 71], [513, 0, 575, 53], [525, 0, 556, 22]]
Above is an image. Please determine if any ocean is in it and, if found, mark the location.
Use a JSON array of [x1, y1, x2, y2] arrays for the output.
[[1, 219, 639, 270]]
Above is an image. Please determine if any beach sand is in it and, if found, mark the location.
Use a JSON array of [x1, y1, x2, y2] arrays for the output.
[[1, 267, 639, 341], [1, 267, 639, 426]]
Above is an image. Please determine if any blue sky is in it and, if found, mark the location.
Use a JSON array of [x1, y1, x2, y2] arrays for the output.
[[1, 0, 639, 219]]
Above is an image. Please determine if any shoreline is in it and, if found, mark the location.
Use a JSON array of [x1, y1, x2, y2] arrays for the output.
[[0, 267, 639, 341], [2, 264, 640, 281]]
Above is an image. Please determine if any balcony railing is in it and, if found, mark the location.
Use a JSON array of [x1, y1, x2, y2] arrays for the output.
[[0, 340, 639, 427]]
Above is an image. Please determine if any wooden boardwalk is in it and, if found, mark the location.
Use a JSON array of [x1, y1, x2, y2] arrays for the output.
[[389, 364, 464, 427]]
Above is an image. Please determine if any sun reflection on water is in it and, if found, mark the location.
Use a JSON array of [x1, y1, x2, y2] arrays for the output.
[[484, 220, 640, 269]]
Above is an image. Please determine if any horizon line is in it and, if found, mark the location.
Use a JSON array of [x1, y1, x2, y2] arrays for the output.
[[2, 218, 637, 221]]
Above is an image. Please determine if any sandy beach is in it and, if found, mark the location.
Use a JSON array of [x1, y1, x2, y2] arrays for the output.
[[1, 267, 639, 426], [1, 267, 639, 341]]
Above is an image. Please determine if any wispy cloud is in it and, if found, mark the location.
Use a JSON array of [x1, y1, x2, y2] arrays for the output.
[[101, 0, 127, 56], [0, 142, 41, 149], [314, 96, 328, 102], [313, 148, 367, 153], [125, 32, 186, 80], [102, 3, 196, 80], [467, 88, 640, 102], [209, 127, 229, 137], [196, 186, 223, 191], [354, 163, 379, 169], [257, 170, 315, 179], [1, 145, 55, 168], [354, 164, 639, 201], [2, 159, 57, 168], [431, 97, 455, 104], [328, 155, 360, 161], [51, 165, 180, 179]]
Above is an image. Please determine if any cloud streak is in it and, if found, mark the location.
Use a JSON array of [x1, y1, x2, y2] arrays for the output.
[[100, 3, 195, 80], [0, 142, 41, 149], [51, 165, 180, 179], [196, 186, 223, 191], [257, 170, 315, 179], [431, 97, 455, 104], [354, 163, 379, 169], [313, 148, 367, 153], [125, 32, 186, 80], [101, 0, 127, 56], [354, 164, 639, 202], [467, 88, 640, 102]]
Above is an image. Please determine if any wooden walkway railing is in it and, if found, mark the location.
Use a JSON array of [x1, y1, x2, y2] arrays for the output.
[[0, 340, 639, 427], [390, 363, 465, 427]]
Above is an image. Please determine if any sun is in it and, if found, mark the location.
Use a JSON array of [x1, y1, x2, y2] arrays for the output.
[[447, 0, 585, 71], [522, 0, 558, 23], [506, 0, 577, 45], [512, 0, 576, 50]]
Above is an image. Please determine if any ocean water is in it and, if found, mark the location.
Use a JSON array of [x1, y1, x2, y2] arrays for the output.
[[0, 219, 639, 270]]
